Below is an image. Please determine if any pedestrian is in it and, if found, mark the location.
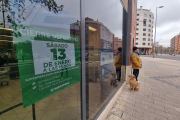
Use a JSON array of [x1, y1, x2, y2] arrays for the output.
[[114, 47, 122, 81], [130, 46, 142, 83]]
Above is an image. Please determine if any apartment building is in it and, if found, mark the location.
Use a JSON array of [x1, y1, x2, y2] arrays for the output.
[[136, 6, 154, 55]]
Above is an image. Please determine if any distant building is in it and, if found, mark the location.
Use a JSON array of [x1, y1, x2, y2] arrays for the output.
[[113, 37, 122, 54], [85, 17, 114, 54], [170, 33, 180, 54], [136, 6, 154, 55], [70, 17, 114, 54]]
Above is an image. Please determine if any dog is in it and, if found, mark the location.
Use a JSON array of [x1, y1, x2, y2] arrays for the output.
[[110, 72, 117, 87], [128, 74, 140, 91]]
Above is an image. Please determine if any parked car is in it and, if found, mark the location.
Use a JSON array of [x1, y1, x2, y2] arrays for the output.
[[139, 52, 146, 55]]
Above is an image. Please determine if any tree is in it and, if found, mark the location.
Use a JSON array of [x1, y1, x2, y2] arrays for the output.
[[151, 42, 159, 54], [0, 0, 11, 28], [0, 0, 64, 28]]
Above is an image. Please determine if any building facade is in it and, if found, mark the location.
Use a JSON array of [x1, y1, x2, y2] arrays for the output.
[[113, 37, 122, 54], [170, 33, 180, 54], [0, 0, 137, 120], [136, 6, 154, 55], [85, 17, 114, 54]]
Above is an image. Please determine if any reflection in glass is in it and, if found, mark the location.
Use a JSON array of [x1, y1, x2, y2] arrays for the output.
[[1, 0, 81, 120], [85, 0, 124, 119]]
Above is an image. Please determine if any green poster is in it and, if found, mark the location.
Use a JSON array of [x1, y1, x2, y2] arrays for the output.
[[9, 0, 81, 108]]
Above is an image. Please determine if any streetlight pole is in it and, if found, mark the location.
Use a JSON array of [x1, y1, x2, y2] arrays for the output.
[[158, 39, 161, 55], [174, 41, 176, 56], [153, 6, 164, 58]]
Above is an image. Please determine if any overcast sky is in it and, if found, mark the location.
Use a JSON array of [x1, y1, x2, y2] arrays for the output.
[[85, 0, 123, 38], [138, 0, 180, 47], [2, 0, 179, 47]]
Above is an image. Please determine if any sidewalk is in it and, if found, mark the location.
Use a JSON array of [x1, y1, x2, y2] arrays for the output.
[[106, 57, 180, 120]]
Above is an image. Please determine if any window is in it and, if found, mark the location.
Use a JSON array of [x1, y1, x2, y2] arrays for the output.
[[149, 24, 151, 27], [143, 28, 146, 31], [149, 15, 151, 18], [137, 19, 139, 21], [137, 14, 139, 16], [149, 19, 151, 22], [136, 43, 138, 45], [136, 33, 139, 35], [143, 33, 146, 36], [136, 28, 139, 31], [148, 38, 150, 41], [148, 29, 151, 32], [148, 43, 150, 46], [142, 43, 146, 45], [143, 19, 147, 26], [144, 13, 147, 17], [136, 38, 138, 40], [136, 23, 139, 26], [148, 34, 150, 37], [0, 0, 83, 120], [143, 38, 146, 41]]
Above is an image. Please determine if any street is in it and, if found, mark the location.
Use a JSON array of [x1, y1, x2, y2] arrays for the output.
[[106, 56, 180, 120], [142, 55, 180, 61]]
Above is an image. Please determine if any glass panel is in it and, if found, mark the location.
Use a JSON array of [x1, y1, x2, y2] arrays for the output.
[[0, 0, 81, 120], [0, 0, 23, 118], [85, 0, 124, 119]]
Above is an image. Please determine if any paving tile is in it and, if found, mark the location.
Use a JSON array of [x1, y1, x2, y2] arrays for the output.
[[174, 107, 180, 112], [137, 99, 165, 111], [154, 100, 175, 110], [122, 107, 133, 116], [108, 114, 123, 120], [105, 57, 180, 120], [115, 104, 126, 111], [132, 111, 143, 119], [155, 109, 179, 120], [125, 103, 135, 109], [142, 115, 155, 120], [135, 101, 154, 113], [164, 107, 180, 117], [121, 112, 132, 120], [116, 99, 126, 106]]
